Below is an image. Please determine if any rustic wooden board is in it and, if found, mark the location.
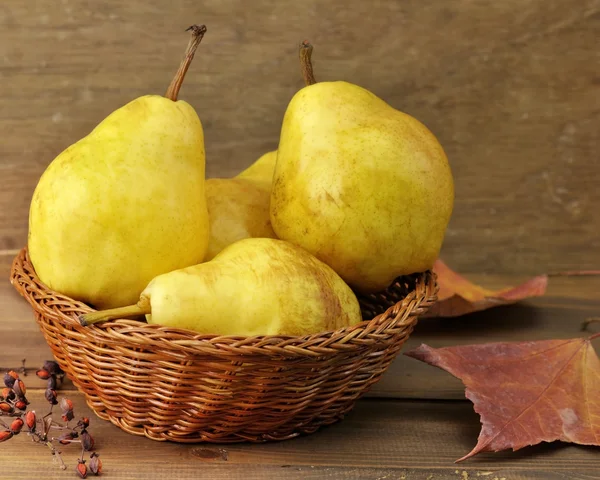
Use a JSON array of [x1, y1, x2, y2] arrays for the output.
[[0, 391, 598, 479], [3, 252, 599, 399], [1, 0, 599, 275]]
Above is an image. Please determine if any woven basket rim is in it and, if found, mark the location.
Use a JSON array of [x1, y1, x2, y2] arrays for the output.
[[10, 247, 438, 356]]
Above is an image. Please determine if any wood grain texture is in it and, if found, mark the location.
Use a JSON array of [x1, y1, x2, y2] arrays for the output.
[[1, 0, 599, 274], [0, 391, 598, 479], [0, 254, 55, 374]]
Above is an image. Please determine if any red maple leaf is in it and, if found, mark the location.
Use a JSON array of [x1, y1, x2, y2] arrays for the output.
[[405, 334, 600, 461], [424, 259, 548, 318]]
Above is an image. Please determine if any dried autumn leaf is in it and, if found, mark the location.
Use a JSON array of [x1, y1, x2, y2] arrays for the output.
[[405, 334, 600, 461], [423, 259, 548, 317]]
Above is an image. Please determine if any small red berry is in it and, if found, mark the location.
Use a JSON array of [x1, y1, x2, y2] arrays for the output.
[[25, 411, 36, 431], [47, 376, 57, 390], [79, 417, 90, 429], [60, 397, 74, 413], [1, 387, 15, 401], [3, 371, 18, 388], [0, 430, 13, 442], [43, 360, 62, 376], [0, 402, 13, 414], [9, 418, 23, 435], [36, 369, 51, 380], [62, 411, 75, 422], [76, 459, 88, 479], [81, 430, 95, 451], [14, 399, 28, 411], [12, 379, 26, 398], [45, 388, 58, 405], [58, 432, 78, 445], [89, 453, 102, 475]]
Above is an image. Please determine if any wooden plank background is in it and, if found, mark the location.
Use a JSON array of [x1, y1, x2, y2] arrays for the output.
[[1, 0, 599, 277]]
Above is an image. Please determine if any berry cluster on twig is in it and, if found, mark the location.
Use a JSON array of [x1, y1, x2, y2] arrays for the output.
[[1, 361, 102, 478]]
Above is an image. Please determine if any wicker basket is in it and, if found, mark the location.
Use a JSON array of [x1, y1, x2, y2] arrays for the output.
[[10, 247, 437, 443]]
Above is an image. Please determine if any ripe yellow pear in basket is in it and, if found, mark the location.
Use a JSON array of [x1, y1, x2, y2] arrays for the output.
[[270, 42, 455, 293], [27, 26, 211, 310], [236, 149, 277, 185], [79, 238, 362, 337], [204, 151, 278, 260]]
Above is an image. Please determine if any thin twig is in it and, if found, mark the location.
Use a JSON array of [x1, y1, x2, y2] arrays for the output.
[[51, 437, 81, 445], [30, 431, 44, 444], [0, 366, 36, 375], [48, 441, 67, 470], [0, 411, 24, 418], [50, 424, 72, 431], [548, 270, 600, 277]]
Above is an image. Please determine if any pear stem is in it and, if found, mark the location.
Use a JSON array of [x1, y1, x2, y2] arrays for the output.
[[79, 302, 151, 327], [165, 24, 207, 101], [299, 40, 317, 86]]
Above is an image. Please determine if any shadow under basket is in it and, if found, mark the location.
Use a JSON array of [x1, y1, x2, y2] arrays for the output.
[[10, 247, 438, 444]]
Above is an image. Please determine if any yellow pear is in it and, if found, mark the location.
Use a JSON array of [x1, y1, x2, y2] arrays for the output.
[[28, 26, 211, 309], [236, 149, 277, 186], [270, 42, 454, 293], [80, 238, 363, 337], [204, 150, 277, 260]]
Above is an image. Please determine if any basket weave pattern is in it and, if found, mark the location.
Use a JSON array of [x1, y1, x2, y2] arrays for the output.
[[10, 247, 437, 443]]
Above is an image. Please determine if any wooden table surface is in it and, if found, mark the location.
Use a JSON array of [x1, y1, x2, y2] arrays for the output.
[[2, 250, 599, 479]]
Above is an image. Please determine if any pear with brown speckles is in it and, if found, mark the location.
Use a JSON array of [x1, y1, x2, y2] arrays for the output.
[[204, 151, 278, 261], [28, 26, 210, 309], [79, 238, 362, 337], [270, 42, 454, 293]]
